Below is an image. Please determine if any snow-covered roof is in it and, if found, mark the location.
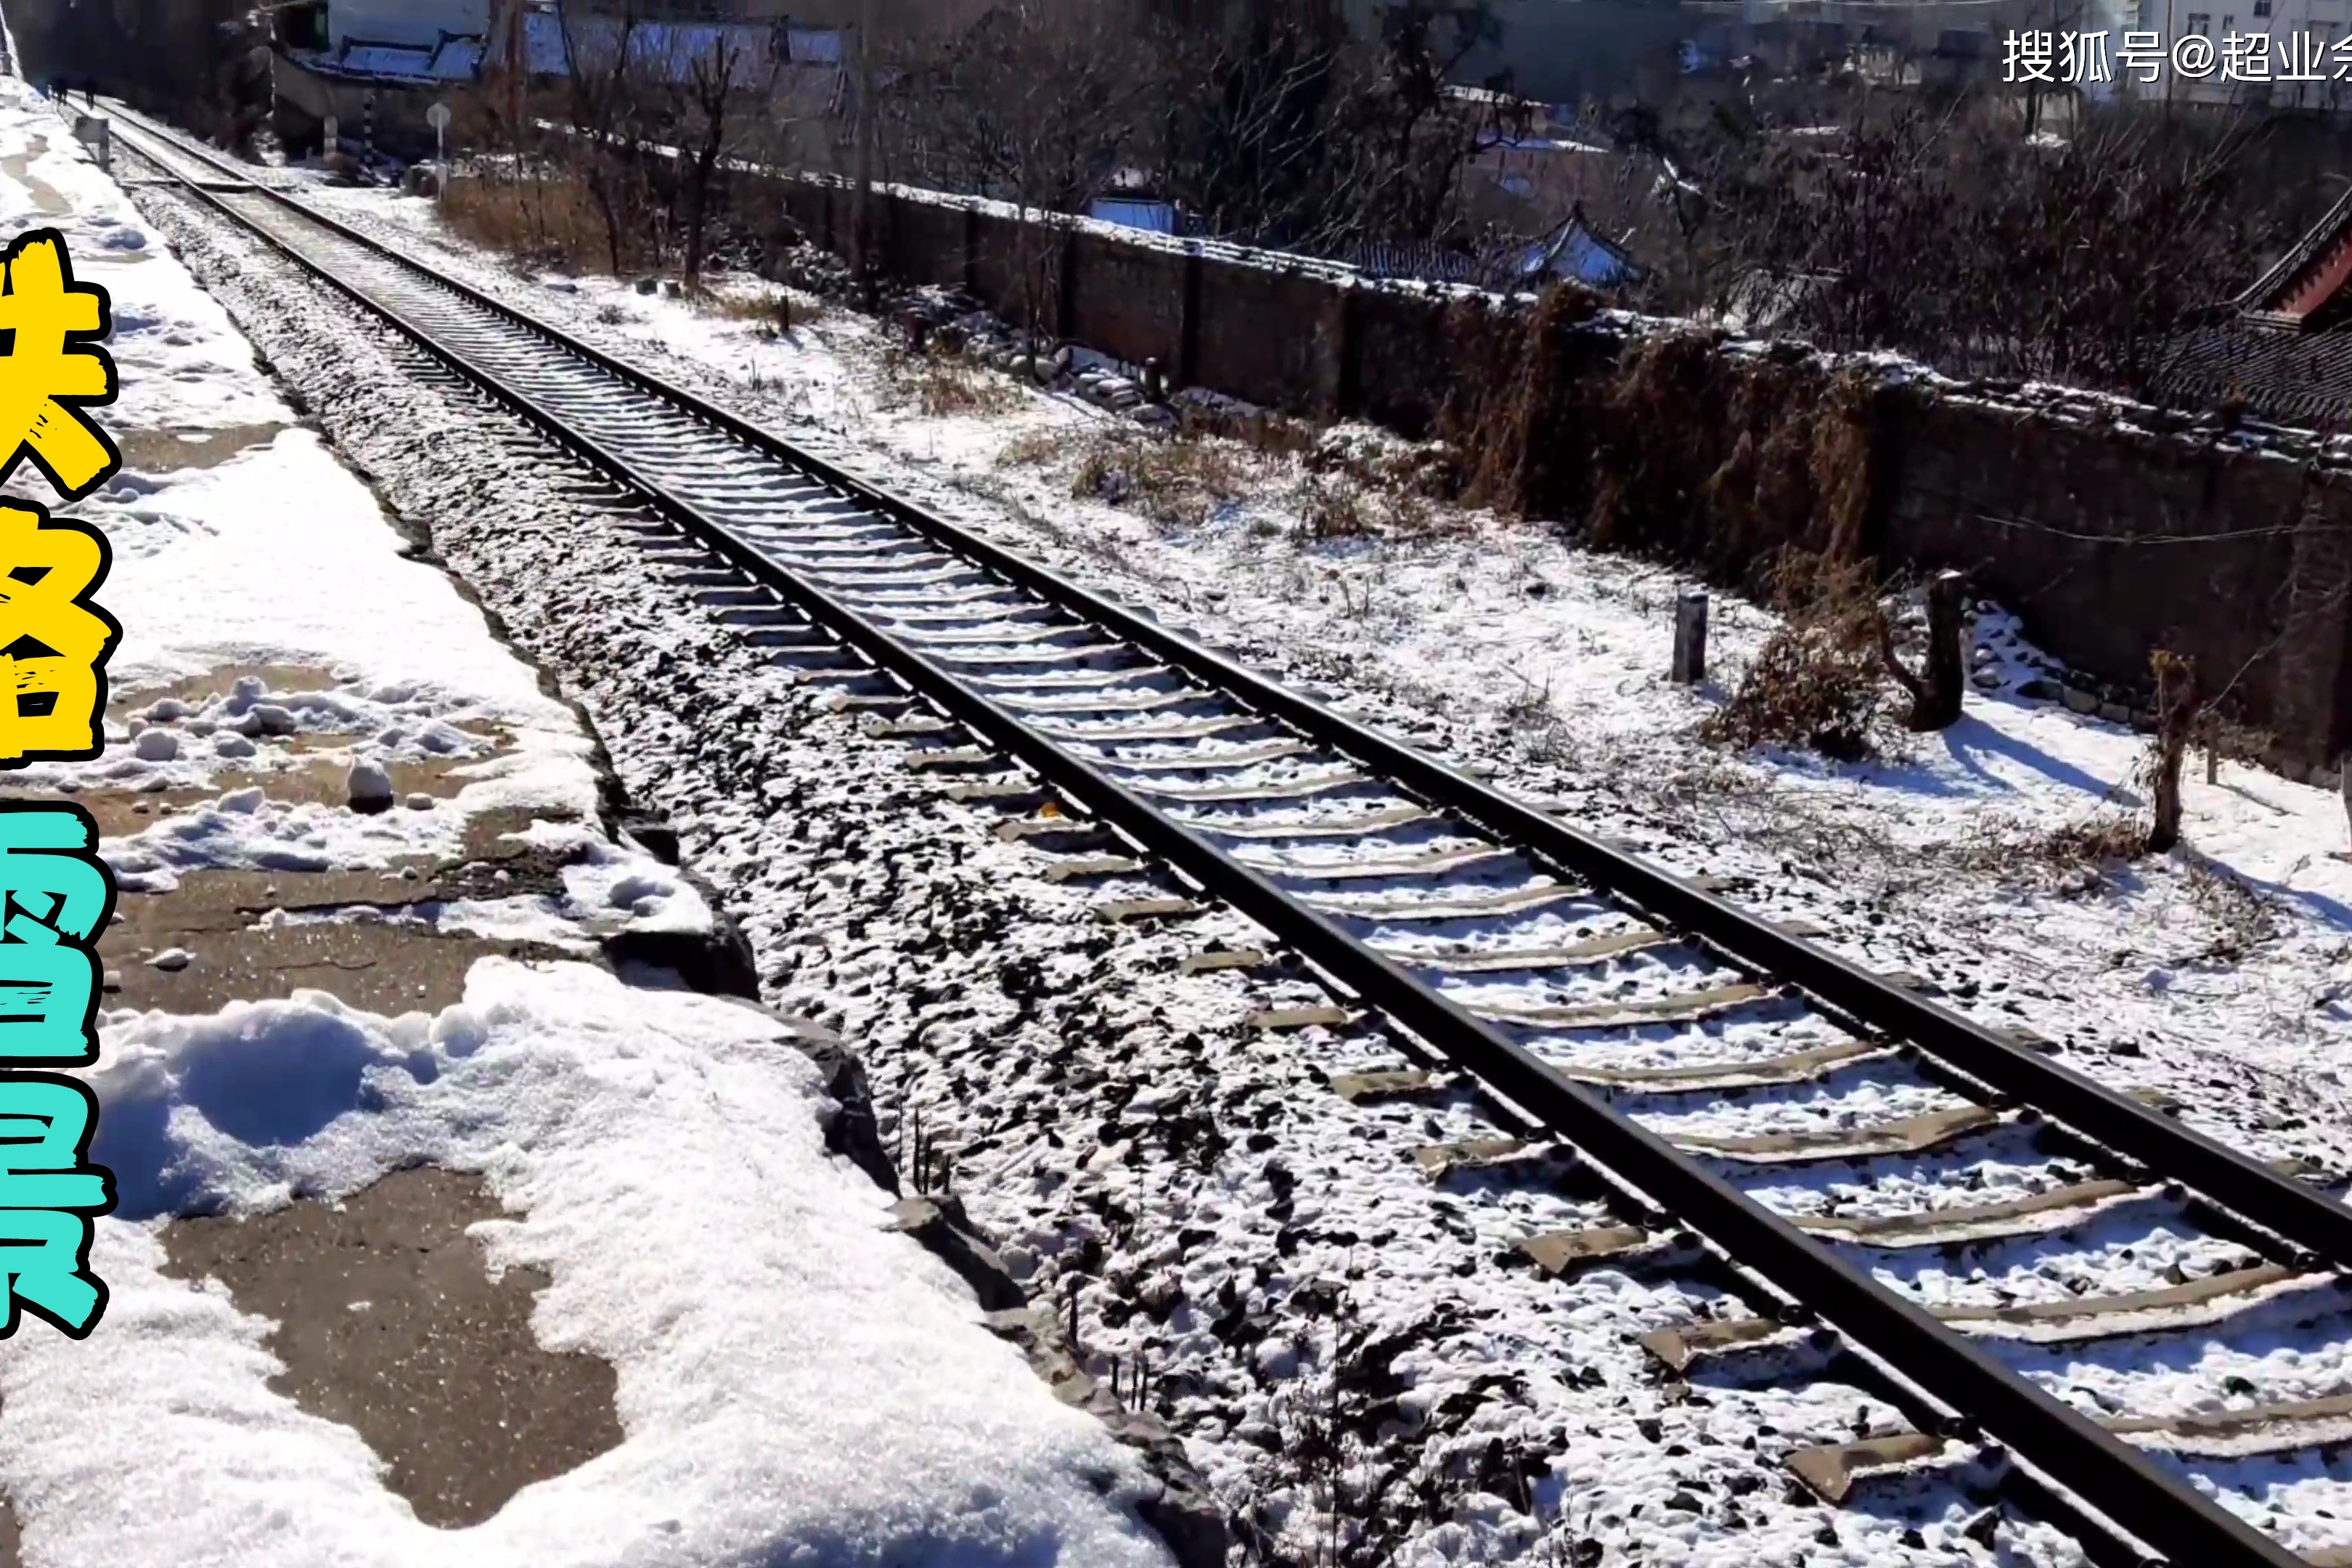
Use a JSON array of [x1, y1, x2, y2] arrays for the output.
[[293, 31, 484, 86], [518, 12, 844, 85], [1521, 213, 1641, 288], [327, 0, 488, 52]]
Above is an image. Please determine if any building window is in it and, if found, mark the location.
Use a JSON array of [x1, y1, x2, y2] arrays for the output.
[[2254, 0, 2271, 14], [2187, 12, 2212, 34]]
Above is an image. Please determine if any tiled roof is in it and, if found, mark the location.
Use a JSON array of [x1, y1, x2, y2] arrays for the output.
[[2152, 188, 2352, 428], [2155, 320, 2352, 430], [2239, 184, 2352, 321]]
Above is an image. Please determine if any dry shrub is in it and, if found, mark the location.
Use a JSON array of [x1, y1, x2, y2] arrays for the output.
[[917, 361, 1017, 417], [1307, 423, 1461, 502], [1383, 488, 1442, 538], [700, 289, 799, 340], [442, 172, 616, 273], [1438, 284, 1604, 515], [995, 430, 1063, 467], [2184, 857, 2277, 956], [1069, 430, 1254, 528], [1948, 812, 2147, 895], [1702, 553, 1892, 761], [1290, 473, 1446, 541], [2023, 815, 2149, 878], [1585, 331, 1731, 558], [876, 343, 1018, 418], [1586, 337, 1883, 584], [1297, 474, 1368, 539], [1175, 396, 1318, 457]]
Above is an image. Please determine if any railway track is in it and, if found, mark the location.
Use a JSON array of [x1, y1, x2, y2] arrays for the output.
[[105, 105, 2352, 1566]]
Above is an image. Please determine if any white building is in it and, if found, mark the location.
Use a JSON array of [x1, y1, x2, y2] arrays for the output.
[[2018, 0, 2352, 109], [317, 1, 494, 50]]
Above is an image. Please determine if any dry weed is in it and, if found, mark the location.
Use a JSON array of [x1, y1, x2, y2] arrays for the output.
[[1308, 424, 1463, 501], [699, 288, 801, 339], [1069, 430, 1255, 530], [1702, 554, 1892, 761], [1292, 471, 1458, 542], [995, 430, 1062, 468], [1439, 285, 1602, 515], [1297, 475, 1369, 540], [443, 172, 619, 274], [875, 343, 1018, 418], [1940, 812, 2149, 900], [2183, 857, 2277, 957]]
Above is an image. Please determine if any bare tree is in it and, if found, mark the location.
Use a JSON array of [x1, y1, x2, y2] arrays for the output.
[[873, 1, 1499, 271], [1692, 94, 2267, 393], [886, 1, 1156, 372], [555, 2, 655, 277], [1146, 2, 1497, 255], [654, 25, 782, 287]]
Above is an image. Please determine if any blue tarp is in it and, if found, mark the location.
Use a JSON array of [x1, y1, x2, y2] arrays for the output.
[[1088, 197, 1179, 234]]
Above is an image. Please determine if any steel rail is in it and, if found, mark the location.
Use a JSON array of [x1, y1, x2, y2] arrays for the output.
[[109, 110, 2322, 1567]]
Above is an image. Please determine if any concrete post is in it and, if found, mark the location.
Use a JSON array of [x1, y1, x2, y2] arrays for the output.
[[71, 115, 108, 172], [1671, 588, 1708, 685]]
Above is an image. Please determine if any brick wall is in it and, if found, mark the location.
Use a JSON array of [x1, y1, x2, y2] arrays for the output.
[[761, 172, 2352, 767]]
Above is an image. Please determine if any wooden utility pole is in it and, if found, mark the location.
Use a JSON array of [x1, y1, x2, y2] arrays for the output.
[[851, 0, 877, 306]]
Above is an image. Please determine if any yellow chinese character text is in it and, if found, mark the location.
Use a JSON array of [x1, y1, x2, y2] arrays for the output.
[[0, 504, 115, 763], [0, 230, 118, 499]]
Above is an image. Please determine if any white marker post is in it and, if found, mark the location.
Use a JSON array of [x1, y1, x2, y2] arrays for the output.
[[426, 100, 451, 205]]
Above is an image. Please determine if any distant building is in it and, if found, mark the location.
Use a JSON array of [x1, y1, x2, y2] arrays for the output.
[[1521, 208, 1642, 287], [1456, 95, 1620, 228], [269, 0, 490, 155], [267, 0, 859, 160], [2157, 189, 2352, 427], [2105, 0, 2352, 111], [1350, 208, 1642, 292]]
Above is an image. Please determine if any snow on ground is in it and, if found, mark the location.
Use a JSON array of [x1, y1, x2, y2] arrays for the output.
[[123, 150, 2352, 1568], [44, 964, 1175, 1568], [306, 179, 2352, 1176], [0, 82, 1178, 1568]]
